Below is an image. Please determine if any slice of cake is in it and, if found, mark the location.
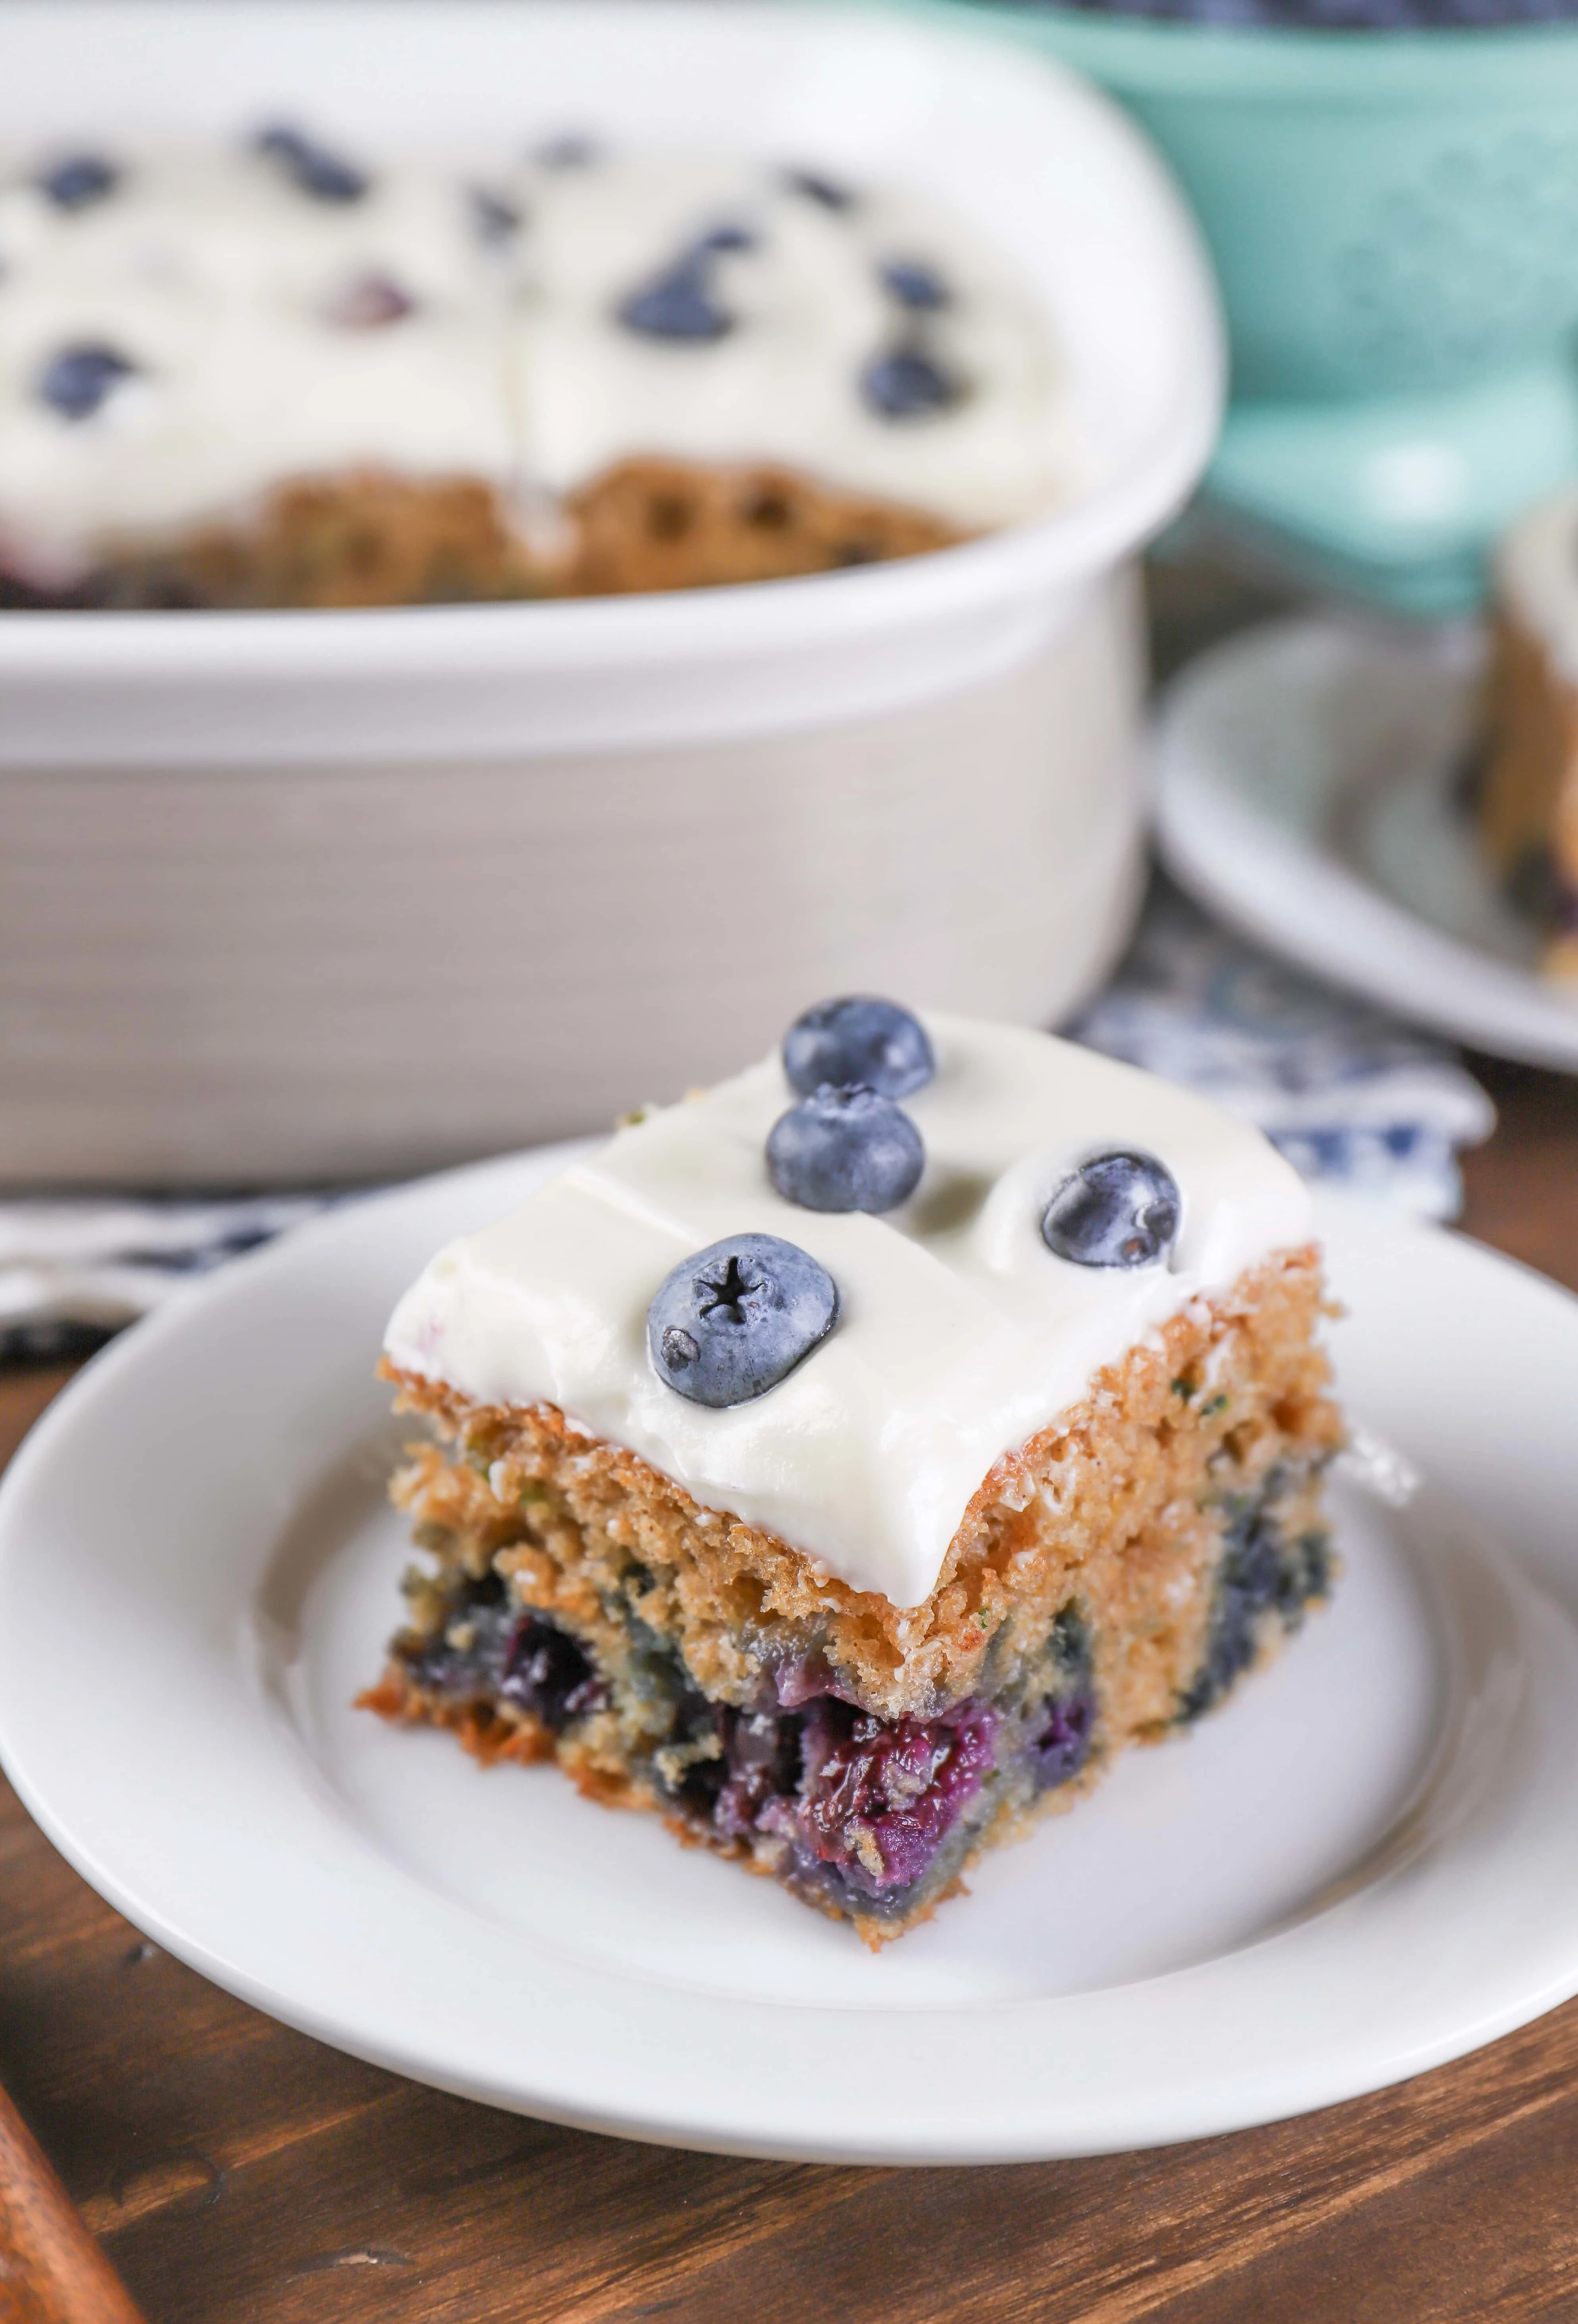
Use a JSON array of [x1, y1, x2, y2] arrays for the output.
[[364, 1000, 1341, 1946], [1480, 485, 1578, 979]]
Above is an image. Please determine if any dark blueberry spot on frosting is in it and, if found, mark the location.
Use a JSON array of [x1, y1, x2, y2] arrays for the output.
[[618, 256, 733, 343], [534, 133, 599, 169], [1042, 1151, 1181, 1271], [783, 995, 934, 1101], [37, 341, 136, 421], [254, 123, 368, 205], [860, 343, 964, 421], [784, 167, 856, 213], [37, 152, 119, 212], [326, 272, 415, 329], [696, 220, 757, 255], [470, 184, 522, 245], [648, 1233, 837, 1407], [880, 258, 950, 312], [768, 1083, 925, 1215]]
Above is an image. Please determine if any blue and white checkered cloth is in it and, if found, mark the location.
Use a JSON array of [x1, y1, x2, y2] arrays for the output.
[[0, 879, 1493, 1364], [1066, 881, 1494, 1224]]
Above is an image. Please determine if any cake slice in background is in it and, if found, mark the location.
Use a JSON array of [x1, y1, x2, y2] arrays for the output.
[[364, 1000, 1342, 1946], [1480, 486, 1578, 980]]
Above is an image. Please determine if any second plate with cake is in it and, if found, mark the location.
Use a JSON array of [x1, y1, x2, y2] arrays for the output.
[[1156, 616, 1578, 1071]]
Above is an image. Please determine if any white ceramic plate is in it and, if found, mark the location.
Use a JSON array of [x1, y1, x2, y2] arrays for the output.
[[3, 1151, 1578, 2164], [1155, 616, 1578, 1071]]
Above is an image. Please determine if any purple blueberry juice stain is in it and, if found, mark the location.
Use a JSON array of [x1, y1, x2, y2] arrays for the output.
[[1027, 1688, 1095, 1788], [792, 1698, 998, 1893], [403, 1574, 603, 1730], [403, 1567, 1103, 1917], [499, 1616, 607, 1730]]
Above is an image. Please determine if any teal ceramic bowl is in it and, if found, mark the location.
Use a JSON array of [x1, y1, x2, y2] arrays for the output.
[[902, 2, 1578, 607]]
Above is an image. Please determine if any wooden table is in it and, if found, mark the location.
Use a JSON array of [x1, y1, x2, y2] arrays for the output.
[[1, 1060, 1575, 2324]]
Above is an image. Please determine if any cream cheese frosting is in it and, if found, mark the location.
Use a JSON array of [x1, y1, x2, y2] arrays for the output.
[[384, 1016, 1314, 1610], [0, 133, 1073, 582], [510, 151, 1074, 531], [0, 142, 516, 581]]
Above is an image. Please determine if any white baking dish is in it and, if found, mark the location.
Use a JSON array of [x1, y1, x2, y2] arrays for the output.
[[0, 0, 1221, 1186]]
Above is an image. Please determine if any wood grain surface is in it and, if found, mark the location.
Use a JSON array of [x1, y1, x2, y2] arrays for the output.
[[0, 1055, 1574, 2324]]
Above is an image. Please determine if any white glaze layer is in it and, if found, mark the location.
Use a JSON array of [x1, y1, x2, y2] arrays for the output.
[[384, 1016, 1314, 1609], [511, 152, 1074, 530], [0, 144, 515, 583], [0, 137, 1071, 581], [1498, 483, 1578, 688]]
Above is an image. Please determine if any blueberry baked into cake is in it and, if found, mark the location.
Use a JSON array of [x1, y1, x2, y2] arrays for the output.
[[1479, 484, 1578, 982], [364, 1000, 1342, 1945], [0, 133, 1071, 608]]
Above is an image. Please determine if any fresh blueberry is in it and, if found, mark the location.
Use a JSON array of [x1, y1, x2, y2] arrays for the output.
[[37, 342, 136, 421], [470, 184, 522, 245], [1041, 1151, 1181, 1270], [37, 153, 119, 212], [254, 123, 368, 205], [767, 1084, 924, 1214], [783, 167, 856, 213], [325, 271, 414, 328], [648, 1233, 838, 1407], [618, 256, 733, 343], [782, 996, 934, 1101], [860, 344, 963, 420], [880, 258, 950, 312]]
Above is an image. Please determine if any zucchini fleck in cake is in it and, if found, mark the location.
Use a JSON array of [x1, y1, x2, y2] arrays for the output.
[[0, 135, 1071, 607], [366, 1001, 1342, 1945]]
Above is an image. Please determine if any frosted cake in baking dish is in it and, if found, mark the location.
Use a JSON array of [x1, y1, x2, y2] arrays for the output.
[[0, 131, 1074, 607], [364, 1000, 1342, 1946]]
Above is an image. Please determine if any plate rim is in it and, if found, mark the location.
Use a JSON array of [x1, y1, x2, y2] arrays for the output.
[[1154, 613, 1578, 1073], [5, 1156, 1578, 2164]]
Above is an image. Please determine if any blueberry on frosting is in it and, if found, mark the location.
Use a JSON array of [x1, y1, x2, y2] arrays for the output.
[[619, 253, 733, 343], [326, 272, 415, 329], [618, 225, 756, 345], [880, 258, 950, 312], [1041, 1152, 1181, 1270], [696, 221, 757, 254], [37, 153, 119, 212], [784, 167, 856, 213], [38, 342, 136, 421], [470, 185, 522, 245], [254, 123, 368, 205], [783, 996, 934, 1102], [861, 344, 963, 421], [768, 1084, 925, 1214], [649, 1234, 838, 1407], [534, 133, 599, 170]]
